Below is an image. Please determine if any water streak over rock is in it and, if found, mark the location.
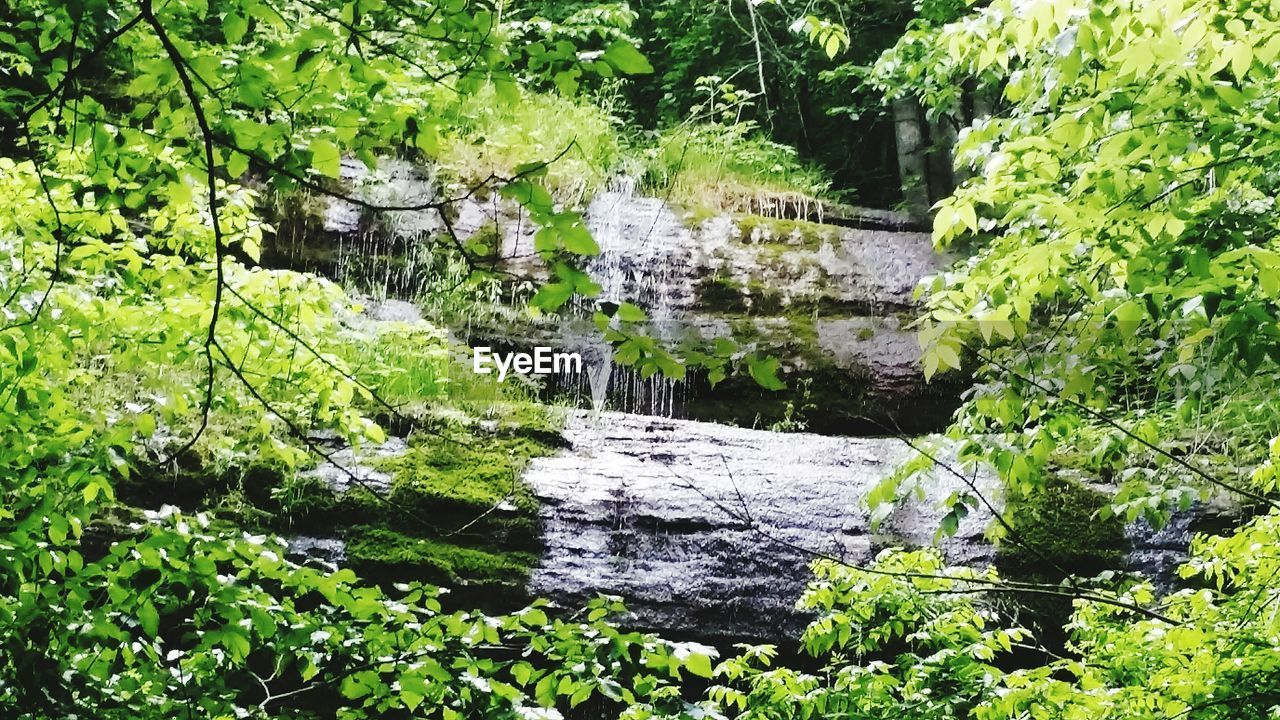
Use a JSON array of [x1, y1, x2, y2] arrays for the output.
[[524, 411, 996, 641], [448, 186, 961, 431]]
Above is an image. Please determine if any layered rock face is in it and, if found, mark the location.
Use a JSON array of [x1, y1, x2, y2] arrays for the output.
[[263, 162, 964, 433], [524, 412, 995, 641], [259, 167, 1243, 646], [523, 412, 1240, 643], [453, 182, 964, 434]]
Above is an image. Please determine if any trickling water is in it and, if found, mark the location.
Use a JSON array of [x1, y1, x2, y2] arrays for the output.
[[569, 177, 696, 418], [270, 167, 1245, 643], [270, 159, 446, 300]]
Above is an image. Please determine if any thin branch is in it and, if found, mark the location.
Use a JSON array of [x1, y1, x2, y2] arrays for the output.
[[980, 351, 1280, 511], [19, 11, 147, 124], [211, 338, 423, 523], [143, 0, 223, 464]]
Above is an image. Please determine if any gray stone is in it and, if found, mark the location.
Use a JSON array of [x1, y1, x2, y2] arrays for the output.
[[524, 411, 996, 641], [364, 298, 423, 324], [301, 435, 408, 496], [284, 535, 347, 567]]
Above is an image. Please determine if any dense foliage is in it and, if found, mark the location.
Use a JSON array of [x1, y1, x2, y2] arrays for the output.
[[0, 0, 718, 716], [860, 0, 1280, 716], [3, 0, 1280, 718]]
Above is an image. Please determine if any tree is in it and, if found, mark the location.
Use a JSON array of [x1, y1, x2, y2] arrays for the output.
[[640, 4, 1280, 715], [0, 1, 718, 716]]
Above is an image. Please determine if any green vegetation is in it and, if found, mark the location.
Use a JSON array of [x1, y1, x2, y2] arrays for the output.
[[5, 0, 1280, 718], [425, 84, 835, 214], [999, 476, 1127, 579], [336, 322, 453, 407], [435, 84, 628, 206], [619, 0, 934, 205], [642, 123, 832, 213], [345, 527, 538, 590]]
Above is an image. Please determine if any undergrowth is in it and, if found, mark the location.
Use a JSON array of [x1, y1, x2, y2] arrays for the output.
[[641, 122, 832, 215], [430, 83, 832, 214], [434, 84, 625, 206]]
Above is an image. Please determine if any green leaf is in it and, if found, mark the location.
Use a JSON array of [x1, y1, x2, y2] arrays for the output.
[[602, 40, 654, 75], [655, 352, 685, 380], [685, 651, 714, 678], [747, 355, 785, 391], [553, 68, 582, 95], [502, 180, 554, 218], [1115, 300, 1145, 327], [310, 138, 341, 178], [223, 12, 248, 44], [138, 601, 159, 637], [616, 303, 647, 323], [531, 281, 574, 312], [135, 413, 156, 437], [558, 219, 600, 255], [934, 343, 961, 372]]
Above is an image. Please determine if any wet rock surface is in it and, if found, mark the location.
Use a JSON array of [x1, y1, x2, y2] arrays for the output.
[[689, 214, 940, 314], [1122, 492, 1247, 590], [301, 434, 407, 496], [264, 162, 962, 432], [448, 186, 960, 432], [524, 411, 996, 641], [258, 165, 1248, 646], [522, 413, 1245, 642]]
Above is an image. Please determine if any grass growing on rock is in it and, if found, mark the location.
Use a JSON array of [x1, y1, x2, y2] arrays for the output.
[[733, 215, 841, 251], [642, 123, 831, 214]]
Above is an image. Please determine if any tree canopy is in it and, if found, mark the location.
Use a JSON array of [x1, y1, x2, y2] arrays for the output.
[[2, 0, 1280, 718]]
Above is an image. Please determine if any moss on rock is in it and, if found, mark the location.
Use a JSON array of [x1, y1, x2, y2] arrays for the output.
[[996, 473, 1127, 646], [695, 270, 888, 318], [998, 474, 1126, 577], [734, 215, 840, 251], [110, 401, 563, 613], [314, 409, 565, 606], [345, 525, 537, 588], [382, 421, 555, 509]]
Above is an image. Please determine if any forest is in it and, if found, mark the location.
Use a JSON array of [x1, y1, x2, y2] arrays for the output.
[[2, 0, 1280, 717]]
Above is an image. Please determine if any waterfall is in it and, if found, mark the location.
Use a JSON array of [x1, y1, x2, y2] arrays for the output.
[[572, 176, 694, 418], [273, 159, 442, 301]]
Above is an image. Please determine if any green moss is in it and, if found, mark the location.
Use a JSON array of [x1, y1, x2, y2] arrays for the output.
[[326, 413, 564, 594], [784, 311, 819, 347], [119, 401, 562, 602], [698, 274, 747, 310], [718, 312, 820, 366], [695, 271, 884, 317], [113, 459, 332, 533], [734, 215, 839, 251], [997, 474, 1127, 643], [999, 475, 1126, 576], [675, 204, 721, 227], [382, 423, 554, 512], [345, 525, 537, 589]]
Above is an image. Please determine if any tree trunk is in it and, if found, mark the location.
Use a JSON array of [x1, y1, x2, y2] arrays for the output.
[[892, 97, 930, 218], [926, 115, 957, 202]]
